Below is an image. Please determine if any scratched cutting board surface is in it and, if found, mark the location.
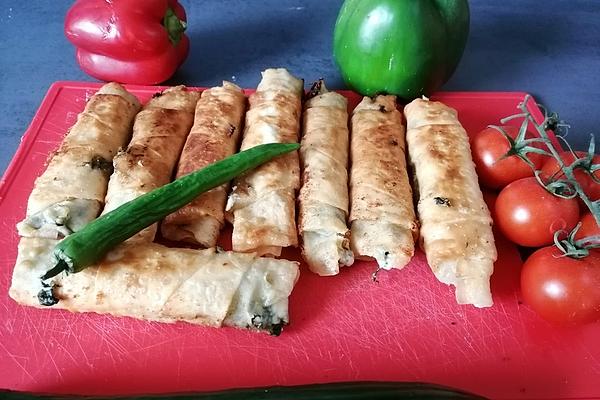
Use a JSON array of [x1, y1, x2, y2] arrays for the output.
[[1, 82, 599, 400]]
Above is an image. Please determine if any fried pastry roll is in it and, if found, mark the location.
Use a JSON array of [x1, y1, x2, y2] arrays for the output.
[[226, 68, 303, 257], [404, 98, 497, 308], [349, 95, 418, 271], [101, 86, 199, 242], [9, 238, 299, 335], [298, 81, 353, 275], [17, 83, 140, 239], [161, 82, 246, 247]]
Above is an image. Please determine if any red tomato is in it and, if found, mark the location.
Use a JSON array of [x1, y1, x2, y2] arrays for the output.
[[540, 151, 600, 201], [471, 125, 546, 189], [495, 177, 579, 247], [521, 246, 600, 325], [574, 212, 600, 242]]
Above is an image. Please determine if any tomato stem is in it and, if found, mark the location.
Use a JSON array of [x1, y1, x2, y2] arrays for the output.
[[555, 225, 600, 259]]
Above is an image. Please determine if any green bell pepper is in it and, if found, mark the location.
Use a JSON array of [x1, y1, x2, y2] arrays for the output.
[[333, 0, 470, 100]]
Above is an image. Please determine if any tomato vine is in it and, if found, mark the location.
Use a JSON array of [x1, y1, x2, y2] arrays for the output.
[[494, 95, 600, 257]]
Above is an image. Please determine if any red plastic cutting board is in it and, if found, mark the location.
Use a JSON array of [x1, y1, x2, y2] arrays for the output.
[[1, 82, 599, 399]]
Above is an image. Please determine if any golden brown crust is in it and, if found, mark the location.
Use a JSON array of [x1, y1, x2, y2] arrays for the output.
[[9, 238, 299, 332], [101, 87, 199, 242], [126, 109, 194, 181], [404, 98, 497, 308], [161, 82, 247, 247], [404, 98, 459, 129], [349, 95, 417, 270], [19, 83, 140, 238], [226, 69, 303, 256], [61, 95, 138, 160], [26, 146, 109, 213], [241, 91, 302, 148], [145, 85, 199, 113], [96, 82, 141, 107], [299, 92, 349, 213], [38, 87, 141, 204], [298, 88, 353, 275]]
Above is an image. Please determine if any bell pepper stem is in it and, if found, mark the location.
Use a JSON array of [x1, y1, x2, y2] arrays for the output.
[[163, 8, 186, 46]]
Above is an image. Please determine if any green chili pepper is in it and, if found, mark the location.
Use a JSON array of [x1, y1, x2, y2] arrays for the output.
[[40, 143, 299, 281]]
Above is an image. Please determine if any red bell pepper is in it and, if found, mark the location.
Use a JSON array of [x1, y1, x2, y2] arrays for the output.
[[65, 0, 189, 85]]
